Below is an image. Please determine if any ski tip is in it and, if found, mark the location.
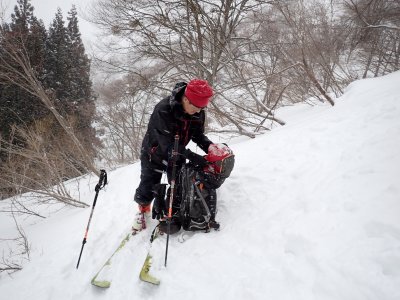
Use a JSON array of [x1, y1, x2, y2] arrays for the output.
[[91, 279, 111, 288], [139, 273, 160, 285], [139, 254, 160, 285]]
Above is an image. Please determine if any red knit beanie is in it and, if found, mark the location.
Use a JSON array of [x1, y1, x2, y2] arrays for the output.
[[185, 79, 214, 108]]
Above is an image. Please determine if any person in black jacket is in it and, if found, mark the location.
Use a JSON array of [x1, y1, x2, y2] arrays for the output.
[[132, 79, 214, 232]]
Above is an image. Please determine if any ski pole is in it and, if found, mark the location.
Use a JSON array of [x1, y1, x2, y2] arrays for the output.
[[76, 169, 107, 269], [165, 135, 179, 267]]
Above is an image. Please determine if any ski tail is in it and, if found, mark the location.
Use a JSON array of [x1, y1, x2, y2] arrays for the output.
[[91, 232, 131, 288], [139, 225, 161, 285]]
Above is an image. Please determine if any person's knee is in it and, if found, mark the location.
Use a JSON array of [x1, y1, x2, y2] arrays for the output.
[[134, 189, 152, 206]]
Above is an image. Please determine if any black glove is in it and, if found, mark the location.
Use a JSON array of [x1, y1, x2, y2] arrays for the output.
[[185, 149, 209, 167], [152, 197, 166, 220], [152, 184, 167, 220]]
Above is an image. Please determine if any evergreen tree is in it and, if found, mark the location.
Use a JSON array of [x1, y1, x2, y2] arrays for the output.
[[45, 8, 70, 113], [10, 0, 34, 34], [44, 6, 98, 154], [66, 5, 97, 153], [0, 0, 47, 144], [1, 1, 98, 166], [66, 6, 94, 115], [1, 1, 98, 199], [28, 17, 47, 80]]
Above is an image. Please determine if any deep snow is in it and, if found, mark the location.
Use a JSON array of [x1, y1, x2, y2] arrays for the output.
[[1, 71, 400, 300]]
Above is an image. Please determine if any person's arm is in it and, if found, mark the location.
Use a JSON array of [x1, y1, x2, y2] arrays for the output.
[[147, 104, 175, 164], [191, 111, 213, 153]]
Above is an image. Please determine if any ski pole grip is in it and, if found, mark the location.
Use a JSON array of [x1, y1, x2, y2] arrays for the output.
[[95, 169, 107, 192]]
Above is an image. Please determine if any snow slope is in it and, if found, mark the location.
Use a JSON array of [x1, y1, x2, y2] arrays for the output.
[[1, 71, 400, 300]]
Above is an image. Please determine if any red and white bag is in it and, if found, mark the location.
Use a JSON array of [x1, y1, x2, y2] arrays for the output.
[[204, 143, 235, 178]]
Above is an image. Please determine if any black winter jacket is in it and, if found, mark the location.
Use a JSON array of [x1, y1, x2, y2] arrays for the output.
[[141, 83, 213, 169]]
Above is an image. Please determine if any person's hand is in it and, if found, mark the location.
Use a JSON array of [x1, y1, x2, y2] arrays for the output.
[[152, 198, 165, 220], [152, 184, 167, 220], [185, 149, 209, 167]]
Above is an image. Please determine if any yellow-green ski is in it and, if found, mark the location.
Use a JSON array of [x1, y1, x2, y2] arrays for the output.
[[139, 225, 161, 285], [139, 253, 160, 285], [91, 233, 131, 288]]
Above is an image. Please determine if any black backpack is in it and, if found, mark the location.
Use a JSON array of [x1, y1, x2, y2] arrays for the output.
[[154, 152, 235, 232], [178, 164, 214, 231], [177, 152, 234, 231]]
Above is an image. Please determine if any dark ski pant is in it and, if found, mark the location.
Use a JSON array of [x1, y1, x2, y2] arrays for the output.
[[134, 156, 181, 207], [134, 158, 165, 206]]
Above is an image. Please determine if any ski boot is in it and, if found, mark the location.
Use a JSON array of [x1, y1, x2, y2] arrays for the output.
[[132, 204, 151, 234]]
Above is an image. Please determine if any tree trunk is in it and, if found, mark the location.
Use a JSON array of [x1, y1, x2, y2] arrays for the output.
[[301, 51, 335, 106]]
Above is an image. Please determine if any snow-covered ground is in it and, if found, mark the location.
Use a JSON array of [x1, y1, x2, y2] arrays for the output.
[[1, 71, 399, 300]]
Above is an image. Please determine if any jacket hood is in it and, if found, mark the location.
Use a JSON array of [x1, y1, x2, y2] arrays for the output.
[[169, 82, 187, 108], [168, 82, 203, 120]]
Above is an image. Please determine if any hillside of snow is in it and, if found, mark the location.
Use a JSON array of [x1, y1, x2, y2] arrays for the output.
[[1, 71, 400, 300]]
